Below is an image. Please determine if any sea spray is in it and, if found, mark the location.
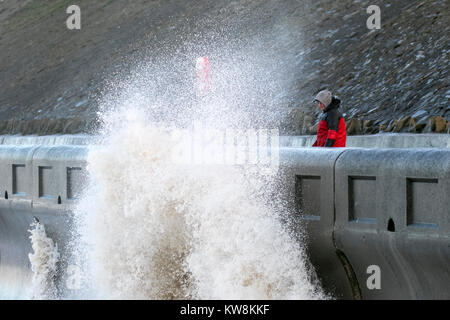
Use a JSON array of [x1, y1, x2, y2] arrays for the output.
[[71, 25, 326, 298], [28, 220, 60, 299], [73, 109, 326, 299]]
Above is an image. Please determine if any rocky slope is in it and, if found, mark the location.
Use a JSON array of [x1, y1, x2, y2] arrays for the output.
[[0, 0, 448, 135]]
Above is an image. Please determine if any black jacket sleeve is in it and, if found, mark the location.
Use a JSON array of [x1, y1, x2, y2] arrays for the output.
[[324, 108, 339, 147], [324, 138, 335, 147]]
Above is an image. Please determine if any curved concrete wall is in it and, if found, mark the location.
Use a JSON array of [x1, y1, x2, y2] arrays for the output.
[[0, 135, 93, 146], [334, 148, 450, 299], [1, 133, 449, 149], [280, 134, 450, 149], [279, 148, 354, 299], [280, 147, 450, 299], [0, 144, 449, 299], [0, 145, 87, 299]]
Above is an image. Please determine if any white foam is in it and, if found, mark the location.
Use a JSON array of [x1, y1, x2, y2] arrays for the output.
[[73, 112, 326, 299], [28, 221, 60, 300], [70, 34, 328, 299]]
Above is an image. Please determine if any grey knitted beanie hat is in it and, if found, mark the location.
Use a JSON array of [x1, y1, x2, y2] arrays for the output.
[[314, 90, 332, 108]]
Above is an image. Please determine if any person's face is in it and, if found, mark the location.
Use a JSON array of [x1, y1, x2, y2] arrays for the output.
[[317, 101, 325, 111]]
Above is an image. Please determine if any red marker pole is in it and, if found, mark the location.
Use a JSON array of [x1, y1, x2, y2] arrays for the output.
[[195, 57, 211, 96]]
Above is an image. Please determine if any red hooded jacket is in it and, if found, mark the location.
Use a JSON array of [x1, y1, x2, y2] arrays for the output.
[[312, 97, 347, 147]]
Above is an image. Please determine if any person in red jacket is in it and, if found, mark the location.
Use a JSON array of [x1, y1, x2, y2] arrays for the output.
[[312, 90, 347, 147]]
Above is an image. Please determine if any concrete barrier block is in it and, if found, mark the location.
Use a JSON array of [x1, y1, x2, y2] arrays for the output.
[[0, 145, 88, 206], [334, 148, 450, 299], [0, 146, 39, 201], [31, 146, 88, 205], [280, 147, 353, 299], [0, 145, 87, 298]]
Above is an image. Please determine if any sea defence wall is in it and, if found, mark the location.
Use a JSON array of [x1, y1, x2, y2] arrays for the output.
[[1, 133, 449, 149], [280, 134, 450, 149], [280, 147, 450, 299], [0, 143, 449, 299], [0, 145, 87, 299]]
